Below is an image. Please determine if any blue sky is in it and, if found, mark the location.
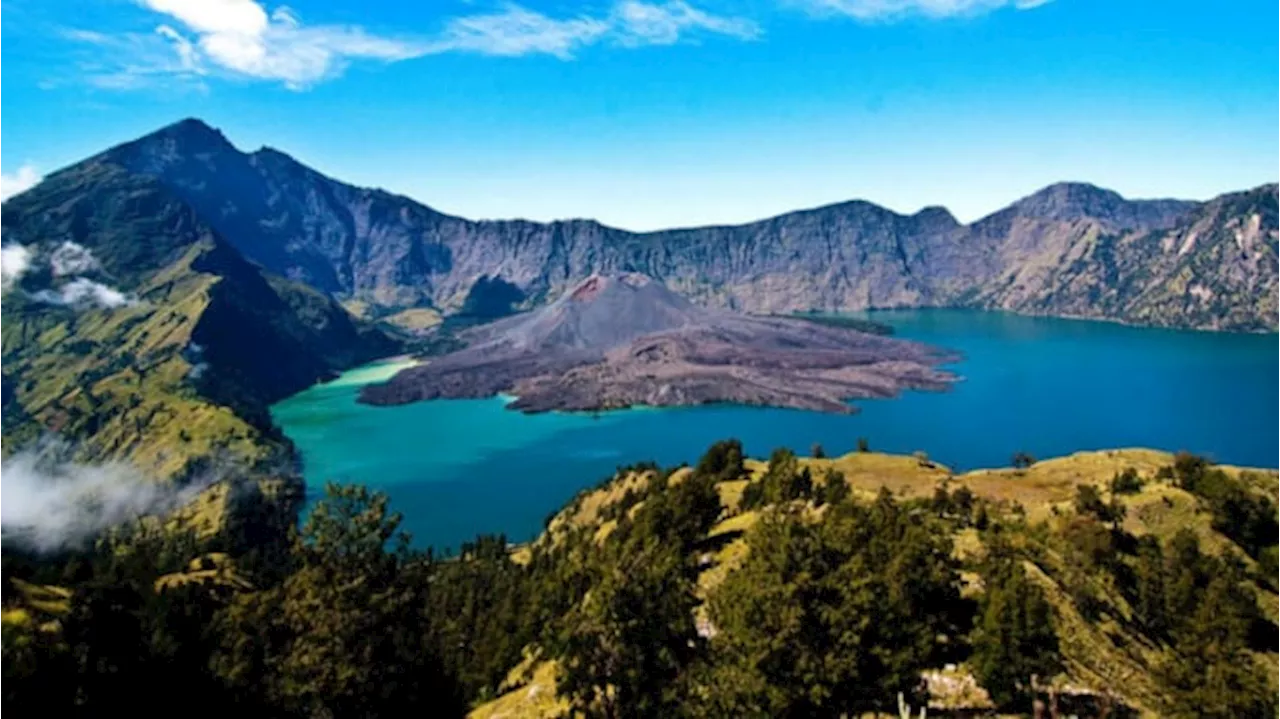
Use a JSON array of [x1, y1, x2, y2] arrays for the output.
[[1, 0, 1276, 230]]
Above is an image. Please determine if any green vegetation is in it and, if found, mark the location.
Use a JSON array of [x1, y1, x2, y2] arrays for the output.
[[2, 160, 396, 526], [1012, 451, 1037, 469], [1168, 451, 1277, 561], [969, 538, 1061, 709], [703, 489, 962, 716], [739, 448, 815, 509], [3, 443, 1277, 718]]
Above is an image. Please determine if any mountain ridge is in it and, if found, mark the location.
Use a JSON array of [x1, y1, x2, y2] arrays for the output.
[[7, 118, 1276, 331], [84, 118, 1200, 231]]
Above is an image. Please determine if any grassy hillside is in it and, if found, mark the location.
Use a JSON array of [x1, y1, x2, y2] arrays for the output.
[[1, 163, 407, 706], [3, 241, 262, 476], [474, 447, 1278, 718], [1, 160, 397, 520]]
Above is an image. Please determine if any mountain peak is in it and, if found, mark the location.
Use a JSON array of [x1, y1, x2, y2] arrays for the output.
[[1005, 182, 1196, 230], [481, 273, 705, 353], [1013, 182, 1124, 218], [912, 205, 960, 228], [149, 117, 234, 151], [566, 272, 655, 302], [101, 117, 240, 176]]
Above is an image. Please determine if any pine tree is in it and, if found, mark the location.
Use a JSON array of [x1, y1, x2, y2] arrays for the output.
[[970, 557, 1061, 710], [555, 541, 701, 719], [704, 492, 960, 715], [1154, 533, 1275, 718]]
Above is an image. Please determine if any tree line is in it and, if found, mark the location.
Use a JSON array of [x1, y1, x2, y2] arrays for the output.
[[2, 441, 1276, 718]]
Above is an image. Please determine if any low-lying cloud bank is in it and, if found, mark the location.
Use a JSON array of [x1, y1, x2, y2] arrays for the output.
[[0, 240, 136, 308], [1, 243, 33, 289], [31, 277, 135, 309], [0, 441, 210, 552]]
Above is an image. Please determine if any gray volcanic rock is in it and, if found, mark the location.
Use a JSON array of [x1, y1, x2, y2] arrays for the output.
[[972, 184, 1279, 331], [464, 273, 711, 352], [357, 275, 957, 413]]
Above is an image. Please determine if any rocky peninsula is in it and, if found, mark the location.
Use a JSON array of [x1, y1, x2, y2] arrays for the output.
[[358, 274, 958, 413]]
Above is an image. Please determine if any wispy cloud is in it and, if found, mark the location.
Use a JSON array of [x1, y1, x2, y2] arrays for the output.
[[65, 1, 759, 89], [61, 26, 208, 91], [426, 2, 759, 59], [428, 5, 611, 60], [614, 1, 760, 46], [795, 0, 1053, 20], [1, 164, 41, 202], [184, 342, 211, 380], [1, 240, 136, 307]]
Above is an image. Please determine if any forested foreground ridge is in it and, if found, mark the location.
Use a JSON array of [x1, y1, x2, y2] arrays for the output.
[[4, 442, 1276, 718]]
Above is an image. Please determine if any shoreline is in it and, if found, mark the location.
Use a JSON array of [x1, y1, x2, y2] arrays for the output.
[[318, 356, 424, 389], [848, 305, 1279, 336]]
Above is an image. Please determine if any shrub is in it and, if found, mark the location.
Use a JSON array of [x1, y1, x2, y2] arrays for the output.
[[1110, 467, 1143, 494]]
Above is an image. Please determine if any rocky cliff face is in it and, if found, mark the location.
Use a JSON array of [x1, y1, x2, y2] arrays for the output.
[[970, 185, 1278, 331], [32, 119, 1280, 331]]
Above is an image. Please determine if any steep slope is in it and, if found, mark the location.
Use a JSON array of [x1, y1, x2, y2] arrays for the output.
[[101, 118, 453, 305], [457, 273, 711, 352], [359, 273, 955, 413], [974, 184, 1279, 330], [96, 120, 1267, 326], [20, 118, 1276, 331], [0, 154, 397, 479]]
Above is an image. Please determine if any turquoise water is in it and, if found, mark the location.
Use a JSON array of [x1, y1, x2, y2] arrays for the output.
[[270, 310, 1279, 551]]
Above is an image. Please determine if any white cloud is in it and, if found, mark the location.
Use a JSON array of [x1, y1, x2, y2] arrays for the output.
[[68, 1, 758, 89], [145, 0, 273, 36], [138, 0, 427, 89], [49, 241, 101, 277], [1, 165, 41, 202], [1, 243, 34, 290], [61, 26, 208, 91], [796, 0, 1052, 20], [32, 278, 136, 309], [156, 24, 203, 73]]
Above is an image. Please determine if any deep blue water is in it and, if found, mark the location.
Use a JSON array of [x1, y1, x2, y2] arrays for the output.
[[270, 310, 1279, 551]]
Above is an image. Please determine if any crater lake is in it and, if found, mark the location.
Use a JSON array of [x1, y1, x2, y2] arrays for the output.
[[270, 309, 1279, 551]]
